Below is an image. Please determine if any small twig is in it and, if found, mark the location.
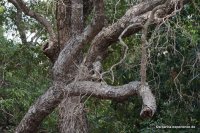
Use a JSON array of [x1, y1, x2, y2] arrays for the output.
[[101, 23, 141, 83], [113, 0, 121, 24], [140, 1, 171, 86]]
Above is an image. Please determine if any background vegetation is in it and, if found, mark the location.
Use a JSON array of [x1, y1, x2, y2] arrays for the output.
[[0, 0, 199, 132]]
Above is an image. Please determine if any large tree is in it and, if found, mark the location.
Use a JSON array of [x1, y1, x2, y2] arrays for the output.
[[6, 0, 191, 132]]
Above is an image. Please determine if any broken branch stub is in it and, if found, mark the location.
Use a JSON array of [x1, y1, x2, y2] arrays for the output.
[[139, 85, 156, 118], [42, 39, 59, 62]]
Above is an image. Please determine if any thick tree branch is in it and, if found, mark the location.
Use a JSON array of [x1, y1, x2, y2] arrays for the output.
[[15, 81, 156, 133], [71, 0, 83, 35], [83, 0, 105, 43], [56, 0, 71, 48], [53, 36, 85, 80], [84, 0, 190, 67], [67, 81, 156, 117], [8, 0, 58, 61], [67, 81, 136, 99], [84, 0, 164, 67], [8, 0, 55, 40], [15, 83, 64, 133], [53, 0, 105, 79]]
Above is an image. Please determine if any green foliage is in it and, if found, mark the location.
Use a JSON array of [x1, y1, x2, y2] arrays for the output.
[[87, 2, 200, 133], [0, 0, 200, 133], [0, 26, 57, 132], [0, 6, 5, 14]]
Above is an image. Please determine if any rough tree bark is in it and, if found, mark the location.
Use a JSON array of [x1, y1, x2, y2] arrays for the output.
[[7, 0, 190, 133], [56, 0, 89, 132]]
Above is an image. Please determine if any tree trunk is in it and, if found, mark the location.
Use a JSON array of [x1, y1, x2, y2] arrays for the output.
[[7, 0, 189, 132], [59, 97, 88, 133], [56, 0, 87, 132]]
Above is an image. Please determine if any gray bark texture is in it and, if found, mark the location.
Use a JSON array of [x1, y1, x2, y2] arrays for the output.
[[7, 0, 190, 132]]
